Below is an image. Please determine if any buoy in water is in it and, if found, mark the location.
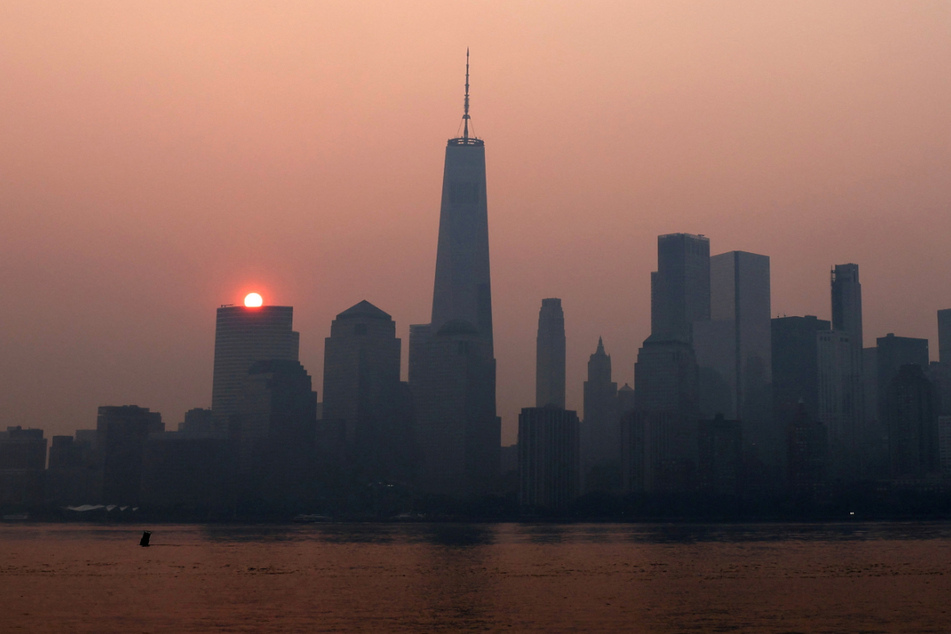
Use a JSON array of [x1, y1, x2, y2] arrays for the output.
[[140, 531, 151, 547]]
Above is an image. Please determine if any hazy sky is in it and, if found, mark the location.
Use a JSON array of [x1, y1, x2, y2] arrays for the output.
[[2, 1, 949, 443]]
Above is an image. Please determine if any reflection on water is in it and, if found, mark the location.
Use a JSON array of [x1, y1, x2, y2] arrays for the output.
[[3, 521, 951, 632]]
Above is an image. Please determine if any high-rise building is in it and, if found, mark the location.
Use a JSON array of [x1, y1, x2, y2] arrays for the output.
[[429, 53, 493, 353], [831, 264, 863, 349], [817, 329, 857, 479], [409, 53, 500, 495], [884, 364, 938, 479], [235, 359, 318, 507], [410, 321, 498, 495], [876, 334, 929, 410], [697, 414, 743, 496], [582, 338, 619, 474], [771, 316, 831, 473], [518, 406, 580, 511], [0, 426, 47, 506], [536, 298, 566, 409], [939, 309, 951, 365], [97, 405, 164, 505], [786, 402, 829, 499], [771, 316, 831, 423], [701, 250, 771, 422], [650, 233, 710, 342], [322, 300, 413, 483], [829, 263, 865, 478], [212, 301, 300, 432]]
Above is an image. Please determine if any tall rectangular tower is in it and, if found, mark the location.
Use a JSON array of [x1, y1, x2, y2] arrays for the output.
[[322, 300, 412, 483], [650, 233, 710, 342], [536, 298, 566, 409], [409, 53, 500, 495], [938, 309, 951, 364], [212, 302, 299, 432], [706, 250, 771, 421]]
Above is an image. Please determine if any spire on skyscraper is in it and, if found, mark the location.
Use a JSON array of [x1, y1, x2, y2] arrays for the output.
[[452, 49, 482, 146], [463, 48, 470, 141]]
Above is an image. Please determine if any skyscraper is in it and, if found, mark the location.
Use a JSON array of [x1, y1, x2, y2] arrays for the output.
[[211, 301, 300, 432], [536, 298, 566, 409], [938, 309, 951, 365], [650, 233, 711, 342], [831, 264, 863, 349], [518, 406, 580, 511], [97, 405, 164, 505], [429, 51, 493, 353], [409, 52, 500, 495], [705, 250, 771, 422], [582, 338, 619, 473], [829, 263, 865, 476], [322, 300, 413, 482]]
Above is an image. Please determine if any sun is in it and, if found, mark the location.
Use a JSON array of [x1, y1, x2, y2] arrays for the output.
[[244, 292, 263, 308]]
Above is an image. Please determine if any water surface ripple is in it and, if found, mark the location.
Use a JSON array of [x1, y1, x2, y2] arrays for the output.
[[3, 521, 950, 632]]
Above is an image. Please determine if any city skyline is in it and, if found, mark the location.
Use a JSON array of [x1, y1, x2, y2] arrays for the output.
[[2, 2, 950, 443]]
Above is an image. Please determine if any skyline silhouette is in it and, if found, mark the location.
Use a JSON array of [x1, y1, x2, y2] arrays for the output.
[[2, 2, 949, 443]]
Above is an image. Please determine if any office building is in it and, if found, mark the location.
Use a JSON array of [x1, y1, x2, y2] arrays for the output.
[[884, 364, 938, 479], [536, 298, 566, 409], [212, 301, 300, 432], [97, 405, 164, 505], [650, 233, 710, 342], [697, 415, 743, 496], [582, 338, 619, 475], [939, 309, 951, 365], [700, 250, 771, 421], [322, 300, 413, 483], [0, 426, 47, 506], [518, 406, 580, 511], [235, 359, 318, 508], [409, 53, 500, 496]]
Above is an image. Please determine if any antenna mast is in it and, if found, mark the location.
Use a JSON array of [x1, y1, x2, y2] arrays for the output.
[[463, 48, 470, 141]]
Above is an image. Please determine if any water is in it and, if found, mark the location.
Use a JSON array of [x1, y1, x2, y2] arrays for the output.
[[3, 522, 951, 632]]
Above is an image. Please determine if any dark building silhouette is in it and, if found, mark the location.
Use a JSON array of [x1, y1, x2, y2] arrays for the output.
[[698, 250, 771, 422], [938, 309, 951, 365], [536, 298, 566, 409], [885, 364, 939, 480], [874, 334, 929, 474], [518, 406, 580, 511], [322, 300, 414, 484], [47, 435, 101, 505], [786, 403, 829, 499], [98, 406, 164, 505], [697, 415, 743, 497], [770, 316, 830, 477], [140, 432, 232, 512], [0, 427, 47, 507], [816, 329, 856, 480], [582, 338, 619, 487], [212, 303, 299, 433], [826, 263, 865, 481], [178, 408, 214, 434], [930, 310, 951, 417], [650, 233, 711, 342], [620, 410, 697, 494], [635, 338, 699, 416], [772, 316, 830, 426], [409, 53, 500, 496], [235, 360, 318, 510], [411, 321, 498, 495], [630, 233, 708, 493]]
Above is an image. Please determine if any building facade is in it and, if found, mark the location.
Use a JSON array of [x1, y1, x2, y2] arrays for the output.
[[536, 298, 566, 409]]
